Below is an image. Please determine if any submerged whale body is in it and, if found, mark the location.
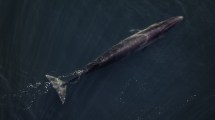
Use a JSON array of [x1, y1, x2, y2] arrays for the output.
[[46, 16, 184, 104]]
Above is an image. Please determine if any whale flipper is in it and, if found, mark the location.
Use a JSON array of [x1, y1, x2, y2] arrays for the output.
[[45, 75, 67, 104]]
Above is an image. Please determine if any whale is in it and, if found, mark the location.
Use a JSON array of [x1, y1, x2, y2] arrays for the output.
[[46, 16, 183, 104]]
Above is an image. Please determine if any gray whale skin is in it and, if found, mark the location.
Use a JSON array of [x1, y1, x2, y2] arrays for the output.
[[46, 16, 183, 104]]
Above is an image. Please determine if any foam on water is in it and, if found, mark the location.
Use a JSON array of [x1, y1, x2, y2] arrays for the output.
[[0, 81, 51, 110]]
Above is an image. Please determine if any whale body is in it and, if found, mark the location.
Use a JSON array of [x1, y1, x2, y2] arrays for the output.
[[46, 16, 183, 104]]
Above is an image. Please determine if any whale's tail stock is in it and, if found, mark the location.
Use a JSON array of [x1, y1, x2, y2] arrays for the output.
[[45, 75, 67, 104], [45, 70, 83, 104]]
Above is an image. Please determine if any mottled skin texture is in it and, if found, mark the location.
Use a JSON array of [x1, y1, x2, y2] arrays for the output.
[[68, 16, 183, 83]]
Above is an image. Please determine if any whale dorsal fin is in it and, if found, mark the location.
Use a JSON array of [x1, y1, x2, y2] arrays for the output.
[[129, 29, 141, 33]]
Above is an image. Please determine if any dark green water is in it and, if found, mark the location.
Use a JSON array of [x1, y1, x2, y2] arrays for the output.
[[0, 0, 215, 120]]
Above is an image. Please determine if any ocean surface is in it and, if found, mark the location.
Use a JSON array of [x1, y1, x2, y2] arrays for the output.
[[0, 0, 215, 120]]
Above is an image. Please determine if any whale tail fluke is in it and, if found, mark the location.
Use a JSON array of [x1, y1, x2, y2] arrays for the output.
[[45, 75, 67, 104]]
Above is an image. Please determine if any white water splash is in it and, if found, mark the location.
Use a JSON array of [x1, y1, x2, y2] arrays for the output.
[[0, 81, 51, 110]]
